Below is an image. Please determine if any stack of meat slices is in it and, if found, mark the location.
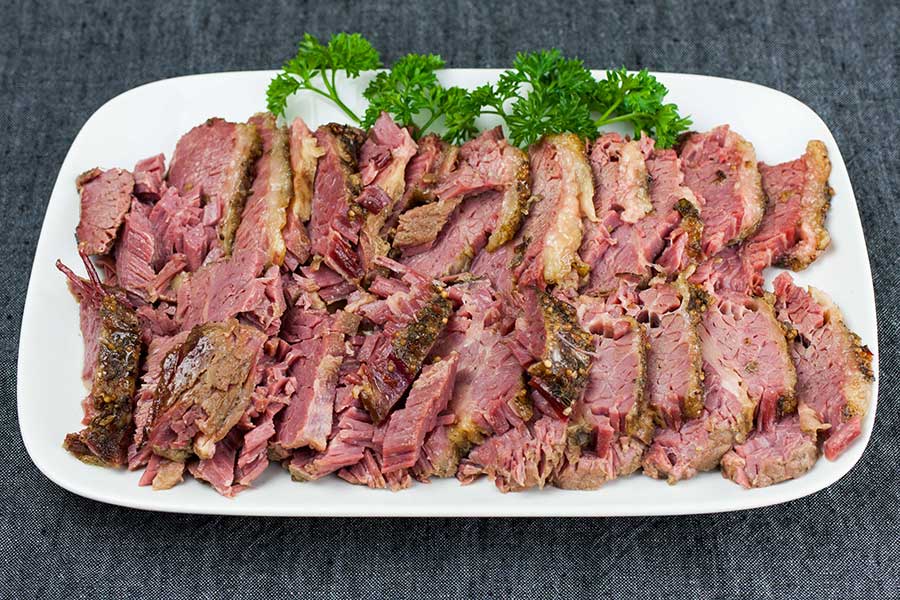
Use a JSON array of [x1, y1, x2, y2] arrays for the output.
[[59, 108, 873, 496]]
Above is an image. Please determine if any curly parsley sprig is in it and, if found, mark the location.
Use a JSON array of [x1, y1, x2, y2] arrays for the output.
[[268, 34, 691, 148], [266, 33, 382, 123]]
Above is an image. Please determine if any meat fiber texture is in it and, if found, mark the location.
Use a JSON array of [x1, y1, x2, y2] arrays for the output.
[[580, 135, 704, 294], [642, 291, 796, 483], [399, 127, 530, 278], [679, 125, 766, 258], [167, 117, 262, 255], [60, 109, 873, 497], [691, 140, 833, 296]]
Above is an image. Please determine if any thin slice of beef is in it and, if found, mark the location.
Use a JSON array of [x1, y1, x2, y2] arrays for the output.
[[75, 167, 135, 255], [590, 133, 654, 222], [679, 125, 766, 256], [392, 196, 463, 250], [174, 250, 286, 335], [583, 142, 704, 293], [642, 291, 795, 482], [354, 259, 453, 423], [753, 140, 832, 272], [692, 141, 833, 296], [605, 281, 705, 429], [552, 298, 649, 490], [288, 117, 324, 224], [414, 281, 527, 480], [513, 288, 593, 413], [62, 289, 141, 467], [273, 309, 360, 452], [133, 154, 166, 202], [285, 117, 322, 267], [457, 414, 567, 492], [57, 256, 106, 383], [189, 429, 245, 497], [399, 128, 529, 278], [308, 123, 366, 282], [773, 273, 873, 460], [288, 350, 378, 483], [128, 331, 191, 470], [357, 113, 417, 270], [167, 118, 262, 255], [148, 185, 210, 272], [720, 414, 818, 488], [147, 319, 266, 462], [384, 133, 457, 234], [381, 353, 459, 473], [516, 133, 594, 289], [233, 112, 293, 268], [115, 200, 157, 301]]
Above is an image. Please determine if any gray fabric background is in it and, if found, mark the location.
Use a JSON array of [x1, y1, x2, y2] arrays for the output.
[[2, 1, 898, 598]]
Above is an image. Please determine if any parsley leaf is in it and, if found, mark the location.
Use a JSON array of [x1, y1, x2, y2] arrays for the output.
[[266, 33, 381, 122], [590, 68, 691, 148]]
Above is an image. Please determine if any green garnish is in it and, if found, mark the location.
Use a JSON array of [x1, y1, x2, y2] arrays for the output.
[[268, 34, 691, 148], [266, 33, 382, 123]]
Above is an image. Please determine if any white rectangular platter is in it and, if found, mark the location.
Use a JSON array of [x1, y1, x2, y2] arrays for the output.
[[17, 69, 879, 516]]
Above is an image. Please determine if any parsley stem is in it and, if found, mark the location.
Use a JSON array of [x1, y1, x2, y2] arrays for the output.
[[597, 112, 652, 127], [319, 72, 362, 124], [594, 95, 624, 126], [417, 110, 441, 138]]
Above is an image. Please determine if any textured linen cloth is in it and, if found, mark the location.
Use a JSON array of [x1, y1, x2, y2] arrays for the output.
[[1, 1, 898, 598]]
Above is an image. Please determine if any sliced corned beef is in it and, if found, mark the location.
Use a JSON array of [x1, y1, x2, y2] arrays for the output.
[[590, 133, 654, 222], [357, 113, 417, 270], [167, 118, 261, 255], [133, 154, 166, 202], [516, 133, 594, 289], [233, 112, 293, 268], [457, 415, 567, 492], [605, 281, 705, 429], [552, 298, 649, 490], [392, 196, 463, 251], [691, 141, 833, 296], [75, 167, 135, 255], [414, 281, 527, 480], [584, 143, 703, 293], [643, 291, 795, 482], [721, 414, 818, 488], [381, 353, 459, 473], [399, 128, 529, 277], [138, 455, 186, 490], [148, 184, 210, 272], [287, 117, 323, 224], [174, 250, 286, 335], [273, 309, 360, 452], [62, 290, 140, 467], [773, 273, 873, 460], [679, 125, 765, 256], [288, 358, 378, 482], [189, 429, 245, 497], [128, 331, 191, 470], [308, 123, 366, 282], [115, 200, 157, 301], [400, 193, 499, 278], [756, 141, 832, 268], [284, 117, 322, 267], [338, 447, 413, 491], [384, 133, 457, 234], [147, 319, 265, 462], [57, 256, 106, 383], [513, 288, 593, 413], [354, 259, 453, 423], [742, 140, 832, 291]]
